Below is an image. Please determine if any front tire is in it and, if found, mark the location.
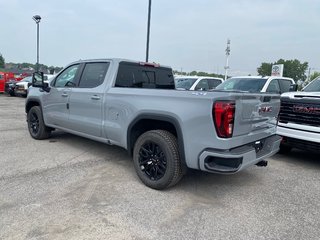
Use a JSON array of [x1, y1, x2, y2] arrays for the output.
[[133, 130, 183, 190], [27, 106, 51, 140]]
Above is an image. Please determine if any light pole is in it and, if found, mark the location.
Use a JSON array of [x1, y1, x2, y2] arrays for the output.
[[224, 39, 231, 81], [146, 0, 151, 62], [32, 15, 41, 72]]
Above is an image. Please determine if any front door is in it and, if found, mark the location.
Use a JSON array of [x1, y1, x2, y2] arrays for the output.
[[42, 64, 80, 128]]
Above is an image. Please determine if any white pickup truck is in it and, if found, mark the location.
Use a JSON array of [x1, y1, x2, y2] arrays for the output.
[[277, 76, 320, 153], [26, 58, 281, 189], [216, 76, 296, 94], [175, 76, 223, 91]]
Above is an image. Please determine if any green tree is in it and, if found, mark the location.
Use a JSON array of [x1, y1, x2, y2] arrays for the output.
[[257, 62, 272, 76], [257, 59, 308, 82], [0, 53, 5, 68], [309, 71, 320, 82]]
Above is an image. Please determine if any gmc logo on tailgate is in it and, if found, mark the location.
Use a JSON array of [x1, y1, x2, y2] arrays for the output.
[[259, 106, 273, 113]]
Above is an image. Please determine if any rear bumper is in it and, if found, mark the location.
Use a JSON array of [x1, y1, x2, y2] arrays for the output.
[[198, 135, 281, 173]]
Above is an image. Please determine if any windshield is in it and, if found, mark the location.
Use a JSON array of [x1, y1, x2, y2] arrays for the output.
[[303, 77, 320, 92], [175, 78, 197, 89], [216, 78, 267, 92]]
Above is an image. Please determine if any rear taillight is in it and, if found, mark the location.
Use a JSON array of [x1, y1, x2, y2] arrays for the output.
[[213, 101, 235, 138]]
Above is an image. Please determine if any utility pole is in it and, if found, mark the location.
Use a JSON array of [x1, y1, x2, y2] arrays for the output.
[[224, 39, 230, 81], [307, 67, 311, 82], [145, 0, 152, 62]]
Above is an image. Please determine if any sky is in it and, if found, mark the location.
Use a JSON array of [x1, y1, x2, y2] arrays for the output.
[[0, 0, 319, 76]]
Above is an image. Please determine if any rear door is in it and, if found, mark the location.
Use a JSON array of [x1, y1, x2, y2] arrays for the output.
[[68, 62, 110, 137]]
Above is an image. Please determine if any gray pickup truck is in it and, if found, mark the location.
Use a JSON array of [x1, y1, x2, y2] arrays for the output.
[[26, 58, 281, 189]]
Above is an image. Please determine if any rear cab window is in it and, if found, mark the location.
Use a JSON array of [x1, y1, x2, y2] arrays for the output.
[[115, 62, 174, 89]]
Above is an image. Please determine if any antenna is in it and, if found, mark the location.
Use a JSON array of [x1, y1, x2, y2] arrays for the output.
[[224, 39, 231, 80]]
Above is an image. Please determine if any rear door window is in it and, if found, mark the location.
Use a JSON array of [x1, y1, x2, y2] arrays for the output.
[[266, 79, 281, 93], [78, 62, 109, 88], [195, 80, 209, 90], [207, 79, 222, 89], [278, 79, 293, 93]]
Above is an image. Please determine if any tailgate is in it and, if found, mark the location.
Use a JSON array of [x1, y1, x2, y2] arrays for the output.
[[232, 94, 280, 137]]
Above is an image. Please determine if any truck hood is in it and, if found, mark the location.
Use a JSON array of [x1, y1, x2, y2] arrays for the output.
[[281, 91, 320, 99], [16, 82, 29, 87]]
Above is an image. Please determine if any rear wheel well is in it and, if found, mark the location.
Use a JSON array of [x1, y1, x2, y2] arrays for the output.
[[128, 117, 187, 173], [129, 119, 177, 153]]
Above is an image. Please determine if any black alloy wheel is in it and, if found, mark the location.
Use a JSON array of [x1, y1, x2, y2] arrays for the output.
[[133, 130, 183, 190], [29, 112, 40, 135], [139, 141, 167, 181]]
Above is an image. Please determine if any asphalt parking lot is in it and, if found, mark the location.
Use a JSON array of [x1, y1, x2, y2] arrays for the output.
[[0, 94, 319, 240]]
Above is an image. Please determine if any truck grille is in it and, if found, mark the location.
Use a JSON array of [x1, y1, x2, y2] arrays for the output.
[[279, 99, 320, 127]]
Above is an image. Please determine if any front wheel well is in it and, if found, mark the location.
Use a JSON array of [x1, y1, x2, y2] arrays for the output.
[[26, 100, 40, 113]]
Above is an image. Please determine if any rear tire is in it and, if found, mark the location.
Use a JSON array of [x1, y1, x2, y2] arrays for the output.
[[27, 106, 51, 140], [133, 130, 183, 190]]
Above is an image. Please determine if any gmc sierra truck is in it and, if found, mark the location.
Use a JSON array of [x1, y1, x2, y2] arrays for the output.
[[278, 76, 320, 153], [26, 58, 281, 189]]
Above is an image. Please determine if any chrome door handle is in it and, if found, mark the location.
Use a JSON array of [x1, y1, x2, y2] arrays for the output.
[[61, 93, 68, 97], [91, 95, 100, 100]]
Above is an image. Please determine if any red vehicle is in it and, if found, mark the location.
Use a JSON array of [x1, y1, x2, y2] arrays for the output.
[[0, 72, 15, 93]]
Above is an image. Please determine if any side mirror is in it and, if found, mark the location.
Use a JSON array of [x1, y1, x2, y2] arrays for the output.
[[289, 84, 298, 92], [32, 72, 50, 92], [32, 72, 44, 88]]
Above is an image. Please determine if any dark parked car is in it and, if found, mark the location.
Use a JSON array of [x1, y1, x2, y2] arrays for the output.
[[4, 79, 18, 96]]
